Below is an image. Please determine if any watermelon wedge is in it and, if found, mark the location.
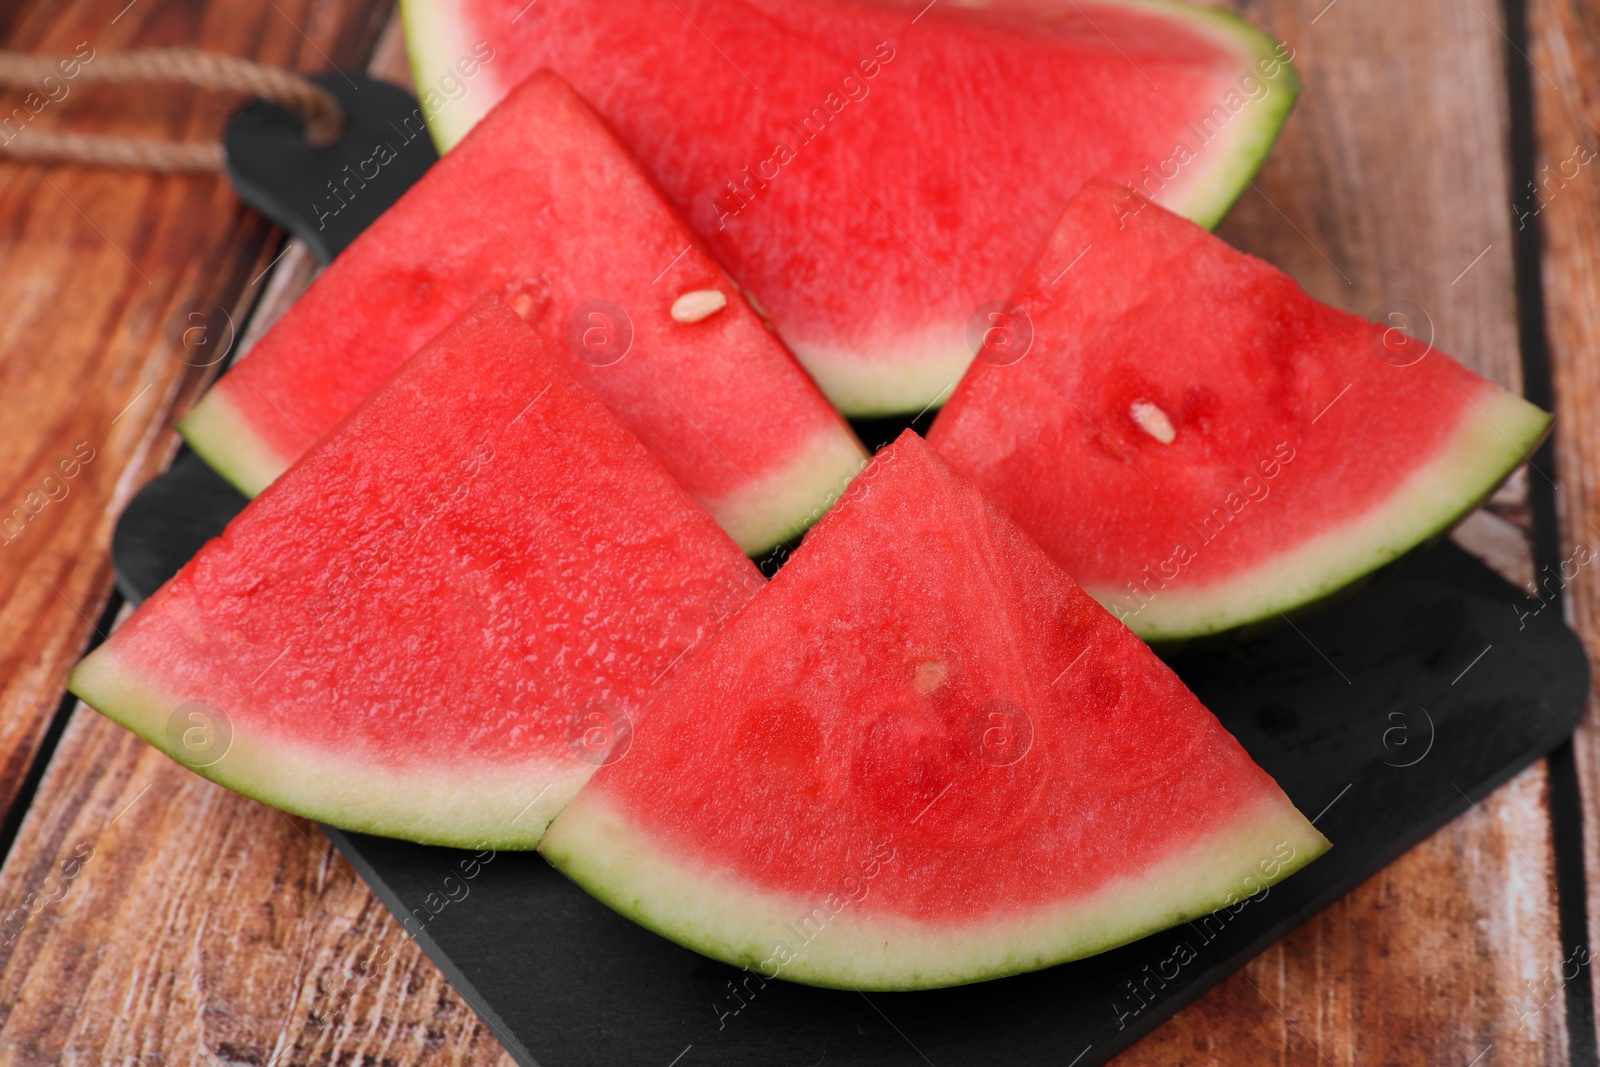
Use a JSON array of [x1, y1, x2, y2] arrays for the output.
[[540, 431, 1329, 990], [402, 0, 1300, 415], [927, 180, 1552, 641], [72, 297, 763, 848], [180, 71, 867, 555]]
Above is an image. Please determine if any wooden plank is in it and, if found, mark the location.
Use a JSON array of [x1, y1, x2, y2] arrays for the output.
[[1526, 0, 1600, 1048], [1216, 1, 1524, 389], [0, 0, 388, 825], [0, 700, 517, 1066], [1116, 0, 1571, 1061]]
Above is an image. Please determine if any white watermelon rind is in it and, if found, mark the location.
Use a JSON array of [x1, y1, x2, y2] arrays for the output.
[[400, 0, 499, 153], [69, 646, 585, 849], [787, 323, 1004, 428], [1094, 383, 1553, 642], [180, 385, 289, 499], [540, 787, 1330, 990], [714, 425, 871, 555]]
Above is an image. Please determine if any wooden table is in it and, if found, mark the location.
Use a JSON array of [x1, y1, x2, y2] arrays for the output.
[[1, 0, 1598, 1063]]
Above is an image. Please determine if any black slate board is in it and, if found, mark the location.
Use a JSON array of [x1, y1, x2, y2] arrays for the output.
[[225, 74, 438, 264], [110, 98, 1590, 1064], [112, 457, 1589, 1065]]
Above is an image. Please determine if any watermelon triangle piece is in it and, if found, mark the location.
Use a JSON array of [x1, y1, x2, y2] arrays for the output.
[[180, 71, 867, 555], [72, 297, 764, 848], [403, 0, 1299, 416], [540, 431, 1328, 990], [928, 180, 1552, 641]]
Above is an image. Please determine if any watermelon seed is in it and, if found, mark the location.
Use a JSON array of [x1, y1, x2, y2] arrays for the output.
[[671, 289, 728, 323], [1129, 400, 1175, 444], [913, 660, 947, 695]]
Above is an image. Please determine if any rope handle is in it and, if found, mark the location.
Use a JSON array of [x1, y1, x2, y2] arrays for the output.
[[0, 48, 344, 173]]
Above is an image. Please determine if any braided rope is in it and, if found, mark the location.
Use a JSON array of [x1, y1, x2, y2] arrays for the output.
[[0, 48, 343, 173]]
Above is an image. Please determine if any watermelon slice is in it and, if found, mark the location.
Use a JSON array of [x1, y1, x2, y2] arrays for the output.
[[180, 71, 867, 555], [927, 180, 1552, 641], [402, 0, 1300, 415], [72, 297, 764, 848], [540, 431, 1329, 990]]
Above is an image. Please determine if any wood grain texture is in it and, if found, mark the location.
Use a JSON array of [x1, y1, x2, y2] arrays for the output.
[[1527, 0, 1600, 1045], [0, 700, 517, 1067], [0, 0, 388, 823], [1117, 763, 1568, 1066], [1219, 0, 1525, 393], [0, 0, 1584, 1065]]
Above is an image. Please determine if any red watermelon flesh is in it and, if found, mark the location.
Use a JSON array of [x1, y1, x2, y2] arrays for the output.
[[540, 431, 1328, 990], [927, 180, 1552, 641], [403, 0, 1300, 415], [180, 71, 867, 555], [72, 297, 764, 848]]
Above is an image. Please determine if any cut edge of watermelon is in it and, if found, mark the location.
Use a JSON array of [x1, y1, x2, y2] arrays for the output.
[[69, 645, 583, 848], [540, 786, 1330, 990], [1095, 382, 1552, 642], [178, 385, 289, 499], [711, 425, 870, 554]]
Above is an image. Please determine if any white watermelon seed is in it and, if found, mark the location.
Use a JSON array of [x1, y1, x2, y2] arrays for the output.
[[913, 660, 948, 695], [671, 289, 728, 323], [1130, 399, 1176, 444]]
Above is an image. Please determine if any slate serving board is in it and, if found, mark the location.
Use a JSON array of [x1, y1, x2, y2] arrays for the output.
[[103, 89, 1591, 1065]]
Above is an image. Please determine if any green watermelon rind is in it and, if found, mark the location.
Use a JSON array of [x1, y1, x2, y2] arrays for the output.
[[180, 386, 289, 499], [1128, 0, 1302, 229], [68, 647, 578, 849], [540, 789, 1330, 991], [1097, 384, 1553, 642]]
